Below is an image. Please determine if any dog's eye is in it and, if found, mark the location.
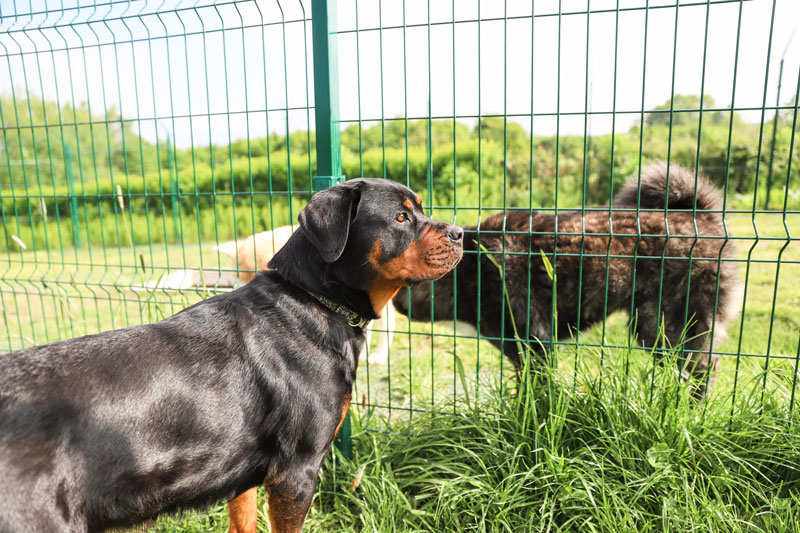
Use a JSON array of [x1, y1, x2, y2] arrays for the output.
[[395, 213, 408, 223]]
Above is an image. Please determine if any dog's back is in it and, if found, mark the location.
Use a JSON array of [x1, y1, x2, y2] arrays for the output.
[[0, 288, 269, 530]]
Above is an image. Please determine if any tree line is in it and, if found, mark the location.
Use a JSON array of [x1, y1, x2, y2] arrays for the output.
[[1, 93, 798, 252]]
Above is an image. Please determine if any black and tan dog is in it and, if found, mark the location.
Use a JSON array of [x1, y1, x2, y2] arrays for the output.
[[0, 178, 463, 532], [394, 163, 741, 398]]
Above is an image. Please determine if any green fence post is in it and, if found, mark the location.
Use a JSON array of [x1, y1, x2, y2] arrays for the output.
[[64, 145, 81, 249], [312, 0, 345, 192], [312, 0, 350, 459]]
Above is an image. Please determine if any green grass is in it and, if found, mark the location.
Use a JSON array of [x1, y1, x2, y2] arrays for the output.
[[1, 212, 799, 531], [318, 363, 800, 532], [149, 354, 800, 532]]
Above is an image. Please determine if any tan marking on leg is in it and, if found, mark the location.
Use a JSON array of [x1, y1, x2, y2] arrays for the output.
[[228, 488, 258, 533], [335, 392, 353, 436]]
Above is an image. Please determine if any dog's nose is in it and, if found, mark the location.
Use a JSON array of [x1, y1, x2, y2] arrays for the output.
[[447, 226, 463, 243]]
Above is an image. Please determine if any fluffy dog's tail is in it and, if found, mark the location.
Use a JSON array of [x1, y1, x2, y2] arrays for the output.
[[613, 162, 722, 212]]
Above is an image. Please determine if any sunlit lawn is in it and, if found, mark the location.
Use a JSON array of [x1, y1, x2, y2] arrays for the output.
[[2, 212, 797, 414], [2, 211, 799, 532]]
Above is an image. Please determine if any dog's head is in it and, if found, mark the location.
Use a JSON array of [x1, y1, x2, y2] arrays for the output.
[[270, 178, 463, 316]]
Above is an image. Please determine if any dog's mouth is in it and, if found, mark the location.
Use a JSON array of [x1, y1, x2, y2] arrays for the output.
[[373, 234, 462, 288], [409, 244, 463, 284]]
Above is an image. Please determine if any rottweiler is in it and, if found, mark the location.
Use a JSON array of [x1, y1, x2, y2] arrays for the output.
[[214, 225, 397, 367], [0, 178, 463, 532]]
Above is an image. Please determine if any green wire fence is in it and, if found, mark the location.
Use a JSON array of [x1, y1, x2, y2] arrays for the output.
[[1, 0, 799, 443]]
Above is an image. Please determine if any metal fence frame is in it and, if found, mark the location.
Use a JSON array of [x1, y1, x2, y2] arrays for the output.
[[1, 0, 799, 453]]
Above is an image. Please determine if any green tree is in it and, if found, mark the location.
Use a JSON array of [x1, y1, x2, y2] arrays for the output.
[[645, 94, 727, 128]]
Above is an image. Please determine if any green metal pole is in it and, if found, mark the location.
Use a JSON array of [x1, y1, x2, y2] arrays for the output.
[[64, 145, 81, 249], [333, 403, 352, 462], [312, 0, 350, 460], [764, 57, 783, 210], [311, 0, 345, 191], [167, 134, 180, 244], [766, 31, 796, 210]]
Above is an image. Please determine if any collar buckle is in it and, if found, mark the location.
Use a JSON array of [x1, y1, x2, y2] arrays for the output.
[[348, 316, 370, 328]]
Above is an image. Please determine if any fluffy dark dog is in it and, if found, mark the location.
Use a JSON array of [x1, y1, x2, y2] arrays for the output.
[[394, 163, 741, 398], [0, 178, 463, 532]]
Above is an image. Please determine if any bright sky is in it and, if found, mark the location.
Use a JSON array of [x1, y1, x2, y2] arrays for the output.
[[1, 0, 799, 148]]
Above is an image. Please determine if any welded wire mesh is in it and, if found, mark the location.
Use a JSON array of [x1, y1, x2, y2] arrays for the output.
[[1, 0, 315, 346], [2, 0, 799, 432]]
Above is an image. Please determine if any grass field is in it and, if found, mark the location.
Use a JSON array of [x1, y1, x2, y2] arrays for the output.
[[1, 212, 799, 531], [151, 360, 800, 532]]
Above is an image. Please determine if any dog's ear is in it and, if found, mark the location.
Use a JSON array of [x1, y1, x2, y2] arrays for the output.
[[298, 183, 361, 263]]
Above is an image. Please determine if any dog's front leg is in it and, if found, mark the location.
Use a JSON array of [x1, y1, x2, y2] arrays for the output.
[[228, 487, 258, 533], [266, 474, 318, 533]]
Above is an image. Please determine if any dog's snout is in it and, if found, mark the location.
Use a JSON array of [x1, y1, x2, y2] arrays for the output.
[[447, 226, 463, 243]]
